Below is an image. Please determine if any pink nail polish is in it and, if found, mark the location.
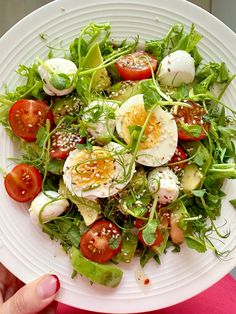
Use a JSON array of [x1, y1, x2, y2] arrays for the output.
[[37, 275, 60, 299]]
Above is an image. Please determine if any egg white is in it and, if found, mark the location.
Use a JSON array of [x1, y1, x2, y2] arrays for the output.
[[63, 142, 135, 199], [116, 94, 178, 167], [38, 58, 77, 96]]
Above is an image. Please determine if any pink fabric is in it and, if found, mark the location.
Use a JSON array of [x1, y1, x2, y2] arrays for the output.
[[56, 275, 236, 314]]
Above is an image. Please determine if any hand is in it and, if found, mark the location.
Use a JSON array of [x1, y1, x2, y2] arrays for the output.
[[0, 263, 60, 314]]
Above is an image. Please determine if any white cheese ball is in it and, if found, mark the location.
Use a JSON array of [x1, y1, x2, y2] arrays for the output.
[[38, 58, 77, 96], [82, 99, 119, 144], [29, 191, 69, 225], [148, 167, 179, 204], [158, 50, 195, 87]]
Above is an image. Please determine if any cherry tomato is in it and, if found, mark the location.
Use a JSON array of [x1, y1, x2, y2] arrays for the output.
[[4, 164, 42, 202], [115, 51, 157, 81], [9, 100, 54, 142], [50, 132, 85, 159], [168, 146, 188, 172], [80, 220, 122, 264], [174, 101, 209, 141], [134, 218, 164, 247]]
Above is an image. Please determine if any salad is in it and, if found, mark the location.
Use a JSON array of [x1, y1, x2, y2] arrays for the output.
[[0, 22, 236, 288]]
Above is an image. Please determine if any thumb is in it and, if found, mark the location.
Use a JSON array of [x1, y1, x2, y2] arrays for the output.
[[1, 274, 60, 314]]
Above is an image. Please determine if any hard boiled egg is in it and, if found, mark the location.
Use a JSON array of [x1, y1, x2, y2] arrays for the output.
[[38, 58, 77, 96], [116, 94, 178, 167], [82, 99, 119, 144], [29, 191, 69, 225], [63, 142, 135, 199], [158, 50, 195, 87], [148, 167, 179, 204]]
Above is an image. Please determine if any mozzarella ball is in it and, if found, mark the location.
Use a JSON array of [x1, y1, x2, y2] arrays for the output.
[[29, 191, 69, 225], [158, 50, 195, 87], [63, 142, 135, 199], [116, 94, 178, 167], [148, 167, 179, 204], [82, 99, 119, 144], [38, 58, 77, 96]]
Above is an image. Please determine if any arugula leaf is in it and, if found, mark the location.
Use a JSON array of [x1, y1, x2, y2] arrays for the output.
[[140, 248, 156, 267], [76, 75, 91, 102], [43, 175, 60, 192], [56, 220, 81, 247], [142, 220, 159, 246], [192, 189, 206, 197], [179, 121, 202, 137], [70, 23, 111, 66], [5, 63, 44, 101], [36, 126, 47, 148], [193, 73, 215, 94], [49, 73, 72, 90], [172, 83, 189, 100], [0, 96, 13, 131], [128, 125, 147, 142], [185, 236, 207, 253], [109, 235, 122, 250], [145, 23, 202, 64], [196, 62, 230, 84], [47, 159, 64, 175], [181, 141, 212, 174], [143, 89, 160, 111], [132, 206, 148, 217], [145, 23, 184, 62], [230, 199, 236, 208], [77, 142, 93, 151]]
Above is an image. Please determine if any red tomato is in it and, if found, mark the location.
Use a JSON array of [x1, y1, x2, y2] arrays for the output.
[[115, 51, 157, 80], [4, 164, 42, 202], [9, 100, 54, 142], [134, 218, 164, 247], [168, 146, 188, 172], [174, 101, 209, 141], [80, 220, 122, 264], [50, 132, 86, 159]]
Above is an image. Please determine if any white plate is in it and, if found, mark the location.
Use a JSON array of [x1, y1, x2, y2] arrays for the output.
[[0, 0, 236, 312]]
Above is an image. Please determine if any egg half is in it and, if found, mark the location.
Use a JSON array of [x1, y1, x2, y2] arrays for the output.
[[116, 94, 178, 167], [63, 142, 135, 198]]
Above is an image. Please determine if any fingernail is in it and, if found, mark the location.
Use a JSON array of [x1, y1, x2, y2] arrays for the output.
[[37, 275, 60, 299]]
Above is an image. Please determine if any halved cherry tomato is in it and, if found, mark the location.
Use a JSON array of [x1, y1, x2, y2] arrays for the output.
[[9, 100, 54, 142], [134, 218, 164, 247], [50, 132, 85, 159], [168, 146, 188, 172], [4, 164, 42, 202], [80, 220, 122, 264], [115, 51, 157, 81], [174, 101, 209, 141]]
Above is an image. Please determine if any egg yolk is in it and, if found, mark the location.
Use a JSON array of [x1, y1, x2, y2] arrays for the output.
[[71, 147, 115, 188], [122, 104, 161, 149]]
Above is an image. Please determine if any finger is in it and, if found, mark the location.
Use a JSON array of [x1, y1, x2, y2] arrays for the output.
[[40, 301, 58, 314], [1, 274, 60, 314]]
